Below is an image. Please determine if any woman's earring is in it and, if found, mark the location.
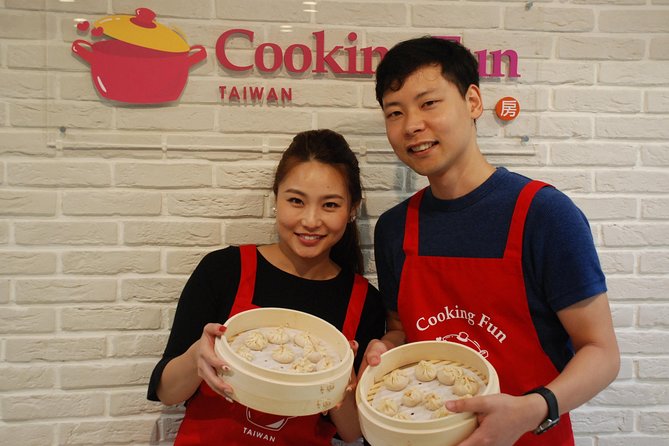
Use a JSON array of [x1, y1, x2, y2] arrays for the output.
[[349, 215, 356, 223], [271, 207, 277, 216]]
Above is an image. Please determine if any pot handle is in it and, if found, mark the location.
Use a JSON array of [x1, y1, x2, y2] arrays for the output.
[[187, 45, 207, 67], [72, 40, 94, 64]]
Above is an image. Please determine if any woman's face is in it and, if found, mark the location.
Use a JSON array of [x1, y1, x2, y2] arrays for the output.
[[275, 160, 354, 268]]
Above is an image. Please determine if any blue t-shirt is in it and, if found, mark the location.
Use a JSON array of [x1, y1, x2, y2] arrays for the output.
[[374, 167, 607, 371]]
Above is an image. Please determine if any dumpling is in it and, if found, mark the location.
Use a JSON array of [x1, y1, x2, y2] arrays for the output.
[[401, 386, 424, 407], [244, 330, 268, 351], [431, 406, 451, 419], [303, 343, 324, 363], [383, 369, 410, 392], [423, 392, 444, 411], [267, 327, 291, 345], [293, 331, 313, 348], [316, 355, 334, 371], [453, 376, 479, 396], [293, 331, 323, 348], [302, 339, 321, 351], [291, 357, 316, 373], [235, 345, 254, 361], [414, 360, 437, 382], [394, 411, 412, 420], [271, 345, 295, 364], [437, 364, 464, 385], [375, 397, 399, 417]]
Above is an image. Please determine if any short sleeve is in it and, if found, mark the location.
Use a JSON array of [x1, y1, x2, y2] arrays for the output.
[[524, 187, 607, 312]]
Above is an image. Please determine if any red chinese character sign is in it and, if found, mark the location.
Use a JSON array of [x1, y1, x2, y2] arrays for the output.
[[495, 97, 520, 121], [72, 8, 206, 104]]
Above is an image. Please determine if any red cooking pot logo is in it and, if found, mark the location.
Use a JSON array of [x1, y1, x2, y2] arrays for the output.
[[72, 8, 206, 104]]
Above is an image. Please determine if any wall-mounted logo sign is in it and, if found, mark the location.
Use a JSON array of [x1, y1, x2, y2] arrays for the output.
[[72, 7, 520, 107], [495, 96, 520, 121], [72, 8, 206, 104]]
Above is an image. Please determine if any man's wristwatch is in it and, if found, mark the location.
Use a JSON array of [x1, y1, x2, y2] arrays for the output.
[[524, 386, 560, 434]]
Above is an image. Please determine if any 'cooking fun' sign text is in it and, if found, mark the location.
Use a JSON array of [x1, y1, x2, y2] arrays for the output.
[[217, 31, 519, 104]]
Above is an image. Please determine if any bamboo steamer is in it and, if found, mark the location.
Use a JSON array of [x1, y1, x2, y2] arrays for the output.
[[356, 341, 500, 446], [214, 307, 354, 416]]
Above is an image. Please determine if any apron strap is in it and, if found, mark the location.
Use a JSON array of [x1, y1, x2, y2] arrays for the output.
[[230, 244, 367, 339], [403, 188, 427, 256], [229, 244, 259, 317], [503, 181, 551, 261], [340, 274, 368, 340]]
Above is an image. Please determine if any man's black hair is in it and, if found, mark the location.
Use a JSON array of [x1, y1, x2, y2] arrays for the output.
[[375, 36, 479, 107]]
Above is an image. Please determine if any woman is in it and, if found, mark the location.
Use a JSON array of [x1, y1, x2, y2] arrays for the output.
[[147, 129, 386, 445]]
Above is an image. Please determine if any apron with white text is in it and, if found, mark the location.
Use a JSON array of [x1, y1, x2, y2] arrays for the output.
[[175, 244, 369, 445], [397, 181, 574, 445]]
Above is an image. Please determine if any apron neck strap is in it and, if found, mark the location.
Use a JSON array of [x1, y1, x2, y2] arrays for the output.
[[503, 181, 550, 260], [340, 274, 368, 340], [229, 244, 368, 341], [229, 244, 258, 317], [403, 188, 427, 256]]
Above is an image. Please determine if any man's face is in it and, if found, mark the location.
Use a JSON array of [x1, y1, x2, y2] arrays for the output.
[[381, 65, 482, 182]]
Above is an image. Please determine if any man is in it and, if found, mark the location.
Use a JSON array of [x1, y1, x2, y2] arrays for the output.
[[363, 37, 619, 446]]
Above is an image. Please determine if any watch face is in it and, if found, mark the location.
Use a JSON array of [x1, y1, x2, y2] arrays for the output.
[[525, 386, 560, 435], [536, 417, 559, 434]]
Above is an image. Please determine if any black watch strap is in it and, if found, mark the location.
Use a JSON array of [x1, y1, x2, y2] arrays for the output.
[[524, 386, 560, 434]]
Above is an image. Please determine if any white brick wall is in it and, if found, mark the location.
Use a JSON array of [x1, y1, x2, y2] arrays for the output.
[[0, 1, 667, 445]]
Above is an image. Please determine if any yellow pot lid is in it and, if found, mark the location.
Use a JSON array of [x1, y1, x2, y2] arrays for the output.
[[94, 8, 189, 53]]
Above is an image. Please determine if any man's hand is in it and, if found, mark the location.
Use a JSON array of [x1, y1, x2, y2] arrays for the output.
[[445, 393, 547, 446]]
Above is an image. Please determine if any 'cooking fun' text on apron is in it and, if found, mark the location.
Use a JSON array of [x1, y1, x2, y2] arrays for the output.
[[175, 244, 368, 445], [397, 181, 574, 446]]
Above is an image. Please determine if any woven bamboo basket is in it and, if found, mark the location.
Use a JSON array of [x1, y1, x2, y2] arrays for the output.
[[356, 340, 500, 446], [214, 307, 354, 416]]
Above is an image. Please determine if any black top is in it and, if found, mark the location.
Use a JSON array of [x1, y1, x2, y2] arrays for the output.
[[148, 245, 387, 402]]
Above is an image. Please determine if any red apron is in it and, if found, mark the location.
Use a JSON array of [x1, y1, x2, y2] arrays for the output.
[[175, 244, 369, 445], [397, 181, 574, 445]]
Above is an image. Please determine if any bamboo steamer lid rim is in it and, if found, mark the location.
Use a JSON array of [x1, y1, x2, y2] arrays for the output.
[[357, 340, 499, 427]]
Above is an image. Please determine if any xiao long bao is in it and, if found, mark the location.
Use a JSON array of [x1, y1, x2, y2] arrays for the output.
[[356, 341, 500, 446], [231, 326, 337, 372], [373, 360, 482, 421], [214, 308, 355, 416]]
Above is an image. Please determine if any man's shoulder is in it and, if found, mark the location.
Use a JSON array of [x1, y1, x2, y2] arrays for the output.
[[501, 170, 576, 209], [375, 194, 413, 245], [377, 195, 412, 224]]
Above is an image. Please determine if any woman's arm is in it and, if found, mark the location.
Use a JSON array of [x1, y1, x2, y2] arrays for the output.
[[156, 323, 234, 405], [328, 340, 362, 442], [329, 381, 361, 442], [150, 249, 241, 405]]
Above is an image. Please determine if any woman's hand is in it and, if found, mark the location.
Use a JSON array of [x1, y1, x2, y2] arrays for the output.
[[157, 322, 233, 405], [328, 340, 363, 443], [329, 340, 359, 412], [195, 323, 235, 401]]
